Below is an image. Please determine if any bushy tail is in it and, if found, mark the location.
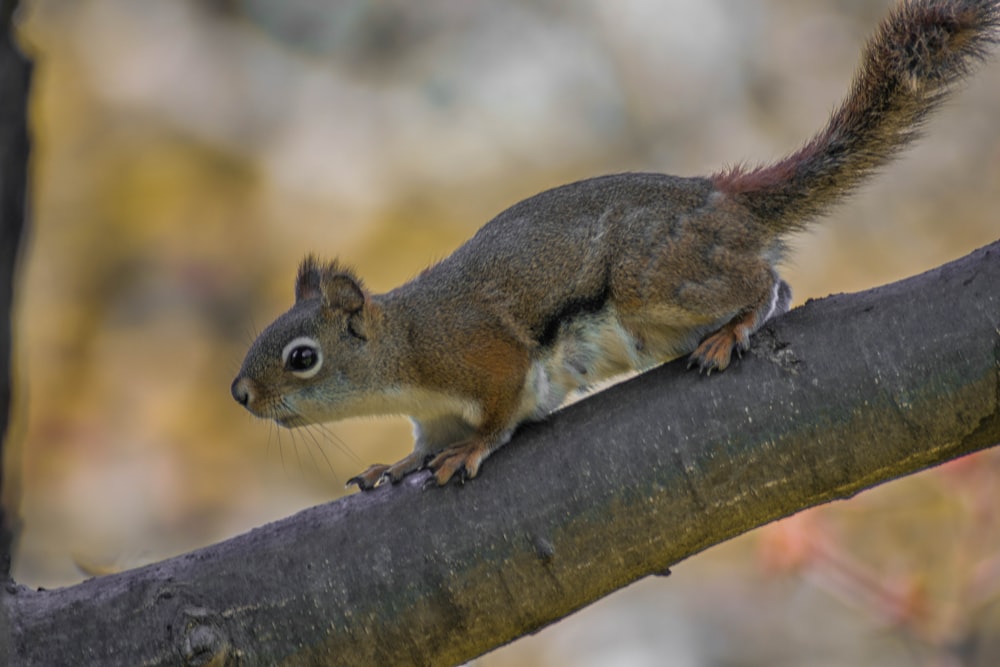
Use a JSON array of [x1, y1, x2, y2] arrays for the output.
[[712, 0, 999, 233]]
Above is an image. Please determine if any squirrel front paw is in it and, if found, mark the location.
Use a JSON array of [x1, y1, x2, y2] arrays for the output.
[[346, 450, 429, 490], [426, 439, 491, 486], [346, 464, 391, 491], [347, 440, 493, 490]]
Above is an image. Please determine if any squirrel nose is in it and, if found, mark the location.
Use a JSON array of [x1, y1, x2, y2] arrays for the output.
[[231, 377, 251, 407]]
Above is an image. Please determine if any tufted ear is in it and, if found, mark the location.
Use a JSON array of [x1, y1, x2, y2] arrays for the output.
[[295, 255, 324, 302], [295, 255, 366, 313]]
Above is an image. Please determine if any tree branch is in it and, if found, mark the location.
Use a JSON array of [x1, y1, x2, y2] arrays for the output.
[[5, 240, 1000, 666]]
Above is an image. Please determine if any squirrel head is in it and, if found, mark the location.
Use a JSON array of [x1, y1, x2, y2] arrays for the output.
[[231, 256, 384, 427]]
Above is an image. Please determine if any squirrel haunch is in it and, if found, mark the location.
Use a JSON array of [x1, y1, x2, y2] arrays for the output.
[[233, 0, 999, 489]]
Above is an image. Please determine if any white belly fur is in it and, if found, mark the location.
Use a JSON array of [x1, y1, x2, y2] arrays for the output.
[[406, 306, 704, 444], [516, 306, 657, 423]]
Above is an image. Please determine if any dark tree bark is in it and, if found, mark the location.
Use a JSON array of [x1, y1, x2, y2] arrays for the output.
[[0, 0, 29, 583], [2, 238, 998, 666]]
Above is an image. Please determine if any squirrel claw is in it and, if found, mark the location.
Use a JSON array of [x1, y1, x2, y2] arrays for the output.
[[346, 464, 389, 491], [420, 469, 466, 490]]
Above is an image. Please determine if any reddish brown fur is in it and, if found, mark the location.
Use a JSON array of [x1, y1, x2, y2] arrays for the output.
[[712, 0, 999, 233], [712, 154, 802, 196]]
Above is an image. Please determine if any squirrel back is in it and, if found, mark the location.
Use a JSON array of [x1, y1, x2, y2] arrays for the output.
[[714, 0, 999, 232]]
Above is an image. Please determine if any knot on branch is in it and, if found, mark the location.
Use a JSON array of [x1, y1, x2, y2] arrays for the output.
[[177, 605, 235, 667]]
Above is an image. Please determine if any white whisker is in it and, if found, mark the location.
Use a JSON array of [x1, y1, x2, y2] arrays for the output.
[[301, 423, 340, 484], [310, 421, 362, 465]]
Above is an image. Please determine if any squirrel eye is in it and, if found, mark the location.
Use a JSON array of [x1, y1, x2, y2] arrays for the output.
[[282, 336, 323, 379], [288, 347, 316, 370]]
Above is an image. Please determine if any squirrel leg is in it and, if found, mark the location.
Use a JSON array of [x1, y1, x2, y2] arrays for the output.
[[688, 278, 791, 373], [425, 395, 520, 486], [425, 330, 530, 485]]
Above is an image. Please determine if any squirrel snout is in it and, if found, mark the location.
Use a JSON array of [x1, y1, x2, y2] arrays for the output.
[[231, 376, 252, 407]]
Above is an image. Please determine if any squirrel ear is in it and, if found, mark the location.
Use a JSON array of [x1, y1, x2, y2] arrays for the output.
[[295, 256, 366, 313], [295, 255, 324, 302], [321, 273, 365, 313]]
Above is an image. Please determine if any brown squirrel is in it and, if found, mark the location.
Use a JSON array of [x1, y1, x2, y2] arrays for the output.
[[232, 0, 999, 489]]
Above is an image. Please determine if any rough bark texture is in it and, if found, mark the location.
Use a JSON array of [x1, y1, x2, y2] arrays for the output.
[[0, 0, 29, 583], [3, 239, 998, 666]]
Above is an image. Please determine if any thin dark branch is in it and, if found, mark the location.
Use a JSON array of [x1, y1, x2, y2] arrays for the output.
[[5, 241, 1000, 666], [0, 0, 30, 583]]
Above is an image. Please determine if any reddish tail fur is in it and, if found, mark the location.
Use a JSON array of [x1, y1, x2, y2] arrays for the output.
[[713, 0, 1000, 233]]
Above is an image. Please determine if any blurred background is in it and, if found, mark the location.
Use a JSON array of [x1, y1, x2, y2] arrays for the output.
[[5, 0, 1000, 664]]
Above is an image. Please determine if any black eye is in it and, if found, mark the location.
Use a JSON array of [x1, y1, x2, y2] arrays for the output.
[[286, 345, 317, 371], [281, 336, 324, 379]]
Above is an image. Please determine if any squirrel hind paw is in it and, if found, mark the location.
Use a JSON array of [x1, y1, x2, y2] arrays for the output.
[[688, 337, 733, 374], [689, 322, 753, 374]]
